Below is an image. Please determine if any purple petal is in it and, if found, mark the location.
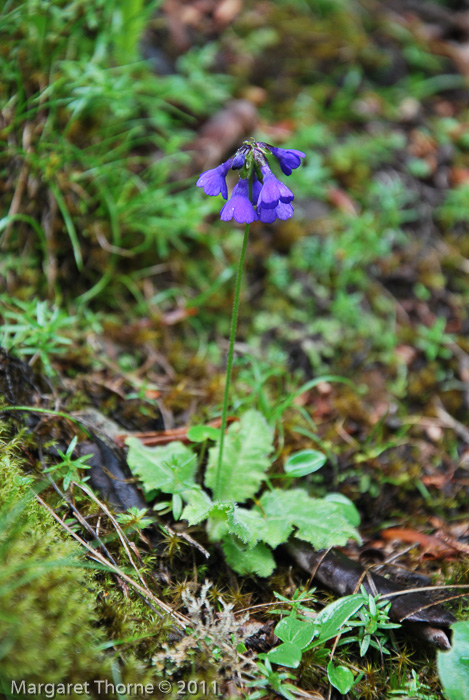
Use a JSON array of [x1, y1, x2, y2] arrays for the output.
[[196, 158, 233, 199], [220, 178, 258, 224], [252, 175, 262, 205], [234, 200, 258, 224], [258, 200, 294, 223], [259, 176, 281, 209], [258, 206, 277, 224], [258, 165, 294, 209], [276, 201, 294, 220], [277, 181, 294, 204], [270, 147, 305, 176]]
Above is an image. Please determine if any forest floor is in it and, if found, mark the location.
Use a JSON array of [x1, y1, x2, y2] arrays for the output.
[[1, 1, 469, 698]]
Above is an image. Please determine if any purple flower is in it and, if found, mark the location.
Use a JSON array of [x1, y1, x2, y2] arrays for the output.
[[196, 139, 304, 225], [220, 178, 258, 224], [269, 146, 306, 176], [258, 165, 294, 210], [258, 201, 294, 223], [196, 158, 233, 200], [252, 174, 262, 205]]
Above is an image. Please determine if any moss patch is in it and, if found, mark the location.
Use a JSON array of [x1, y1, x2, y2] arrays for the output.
[[0, 432, 111, 696]]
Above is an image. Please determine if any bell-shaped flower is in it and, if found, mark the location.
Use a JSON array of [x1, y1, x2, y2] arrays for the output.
[[251, 174, 262, 205], [196, 140, 304, 224], [258, 200, 294, 223], [220, 178, 258, 224], [196, 158, 233, 200], [269, 146, 306, 176], [257, 165, 294, 210]]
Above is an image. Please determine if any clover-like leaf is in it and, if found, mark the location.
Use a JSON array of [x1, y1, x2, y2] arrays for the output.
[[285, 449, 326, 477], [267, 642, 303, 669], [187, 425, 220, 443], [327, 661, 354, 694], [324, 492, 361, 527], [275, 615, 317, 648]]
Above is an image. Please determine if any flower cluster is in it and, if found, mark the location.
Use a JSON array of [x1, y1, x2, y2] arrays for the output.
[[196, 140, 305, 224]]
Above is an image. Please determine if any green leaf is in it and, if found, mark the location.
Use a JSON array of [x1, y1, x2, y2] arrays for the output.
[[227, 507, 264, 547], [181, 489, 212, 525], [206, 502, 236, 541], [207, 503, 262, 546], [315, 595, 364, 643], [274, 615, 317, 648], [187, 425, 220, 442], [277, 683, 302, 700], [126, 439, 197, 495], [267, 642, 303, 669], [327, 661, 354, 694], [221, 536, 276, 577], [257, 489, 360, 551], [285, 449, 326, 477], [205, 410, 274, 502], [437, 622, 469, 700], [250, 506, 293, 549], [324, 493, 361, 527], [172, 493, 183, 520]]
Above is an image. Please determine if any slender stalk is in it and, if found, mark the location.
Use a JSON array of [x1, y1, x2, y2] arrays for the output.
[[214, 221, 251, 501]]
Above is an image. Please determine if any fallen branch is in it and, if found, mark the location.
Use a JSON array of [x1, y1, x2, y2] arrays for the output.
[[285, 539, 457, 649]]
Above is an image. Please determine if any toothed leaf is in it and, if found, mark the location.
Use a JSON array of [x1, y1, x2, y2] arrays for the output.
[[205, 410, 274, 502], [227, 507, 264, 546], [221, 536, 276, 577], [126, 439, 197, 495], [205, 503, 261, 545], [181, 489, 213, 525], [257, 488, 360, 550]]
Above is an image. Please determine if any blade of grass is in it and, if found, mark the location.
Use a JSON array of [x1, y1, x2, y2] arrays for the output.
[[49, 181, 83, 271]]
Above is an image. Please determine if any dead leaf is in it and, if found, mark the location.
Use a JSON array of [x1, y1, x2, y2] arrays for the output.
[[381, 527, 458, 558], [115, 416, 238, 447], [191, 100, 258, 170], [327, 187, 359, 215], [213, 0, 242, 27], [160, 307, 198, 326]]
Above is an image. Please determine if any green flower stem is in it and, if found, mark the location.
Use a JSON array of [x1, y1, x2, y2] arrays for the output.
[[214, 220, 251, 501]]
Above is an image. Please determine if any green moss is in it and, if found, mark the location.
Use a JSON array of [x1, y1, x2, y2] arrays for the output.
[[0, 433, 111, 695]]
